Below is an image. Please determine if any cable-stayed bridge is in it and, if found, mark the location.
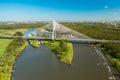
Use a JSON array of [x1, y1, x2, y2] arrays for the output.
[[0, 21, 120, 44], [0, 36, 120, 44]]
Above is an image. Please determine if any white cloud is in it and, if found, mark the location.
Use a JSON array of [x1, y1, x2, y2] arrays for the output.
[[104, 5, 108, 9]]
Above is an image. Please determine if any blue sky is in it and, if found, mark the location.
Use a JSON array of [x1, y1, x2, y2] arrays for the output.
[[0, 0, 120, 21]]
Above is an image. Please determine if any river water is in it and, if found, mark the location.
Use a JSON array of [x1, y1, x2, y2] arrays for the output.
[[12, 44, 120, 80]]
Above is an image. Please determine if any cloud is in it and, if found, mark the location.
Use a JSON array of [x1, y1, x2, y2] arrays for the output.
[[104, 5, 108, 9]]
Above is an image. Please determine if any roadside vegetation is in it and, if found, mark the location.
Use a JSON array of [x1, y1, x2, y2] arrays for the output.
[[62, 22, 120, 71], [45, 40, 73, 64], [0, 32, 27, 80]]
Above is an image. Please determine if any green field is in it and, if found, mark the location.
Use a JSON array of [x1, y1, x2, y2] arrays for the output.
[[0, 22, 47, 36], [0, 29, 27, 36], [0, 39, 11, 57], [0, 39, 12, 80]]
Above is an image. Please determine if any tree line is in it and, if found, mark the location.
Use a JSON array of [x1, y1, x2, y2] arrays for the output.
[[0, 23, 47, 30], [100, 43, 120, 71]]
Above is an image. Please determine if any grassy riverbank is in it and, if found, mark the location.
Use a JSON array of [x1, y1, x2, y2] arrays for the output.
[[0, 38, 27, 80], [62, 22, 120, 71], [45, 40, 73, 64], [29, 40, 39, 47], [60, 43, 73, 64]]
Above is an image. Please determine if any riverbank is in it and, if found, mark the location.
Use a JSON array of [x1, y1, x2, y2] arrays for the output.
[[60, 43, 73, 64], [62, 22, 120, 71], [97, 43, 120, 71], [29, 40, 40, 48], [27, 39, 73, 64], [0, 38, 27, 80], [45, 40, 73, 64]]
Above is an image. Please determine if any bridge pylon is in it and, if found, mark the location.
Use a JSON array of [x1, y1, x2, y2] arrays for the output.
[[52, 21, 56, 40]]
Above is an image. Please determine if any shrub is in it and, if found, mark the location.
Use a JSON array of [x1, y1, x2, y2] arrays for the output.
[[59, 40, 68, 52]]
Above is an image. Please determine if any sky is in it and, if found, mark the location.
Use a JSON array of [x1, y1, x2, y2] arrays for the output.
[[0, 0, 120, 21]]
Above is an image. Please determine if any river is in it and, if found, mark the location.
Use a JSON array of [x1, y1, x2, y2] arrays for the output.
[[12, 44, 120, 80]]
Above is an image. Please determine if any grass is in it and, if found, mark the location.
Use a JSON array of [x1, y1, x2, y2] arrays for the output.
[[0, 29, 27, 36], [0, 39, 11, 57], [45, 41, 73, 64], [60, 43, 73, 64], [97, 43, 120, 71], [106, 54, 120, 71], [29, 40, 39, 47]]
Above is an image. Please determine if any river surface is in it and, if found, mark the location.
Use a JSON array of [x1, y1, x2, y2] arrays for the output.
[[12, 44, 120, 80]]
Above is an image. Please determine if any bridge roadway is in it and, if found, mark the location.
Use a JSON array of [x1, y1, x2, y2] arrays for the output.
[[0, 36, 120, 44]]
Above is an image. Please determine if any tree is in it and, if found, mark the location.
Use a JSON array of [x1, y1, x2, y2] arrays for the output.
[[60, 40, 68, 52], [13, 32, 23, 36]]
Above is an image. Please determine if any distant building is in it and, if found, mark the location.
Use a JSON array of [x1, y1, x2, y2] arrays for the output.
[[111, 23, 119, 27]]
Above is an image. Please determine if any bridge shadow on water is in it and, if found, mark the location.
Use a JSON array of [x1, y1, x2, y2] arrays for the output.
[[71, 41, 97, 44]]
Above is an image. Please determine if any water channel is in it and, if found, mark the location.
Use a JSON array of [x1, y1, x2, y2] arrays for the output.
[[12, 44, 119, 80]]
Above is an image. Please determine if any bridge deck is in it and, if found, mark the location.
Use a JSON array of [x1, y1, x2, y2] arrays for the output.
[[0, 36, 120, 44]]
